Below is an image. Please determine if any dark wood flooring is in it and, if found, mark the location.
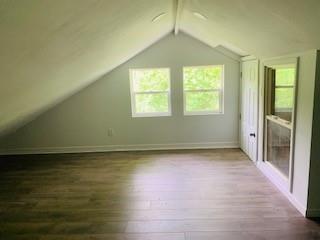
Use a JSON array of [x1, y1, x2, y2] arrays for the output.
[[0, 149, 319, 239]]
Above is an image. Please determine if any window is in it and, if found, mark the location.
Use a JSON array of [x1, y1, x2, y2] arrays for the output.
[[275, 67, 295, 112], [130, 68, 171, 117], [264, 61, 297, 179], [183, 65, 224, 115]]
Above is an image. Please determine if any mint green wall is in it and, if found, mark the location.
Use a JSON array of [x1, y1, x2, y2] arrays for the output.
[[0, 33, 240, 153], [257, 50, 318, 216], [291, 51, 317, 212]]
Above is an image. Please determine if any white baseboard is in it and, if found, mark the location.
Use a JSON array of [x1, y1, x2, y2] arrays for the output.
[[0, 142, 239, 155], [257, 161, 307, 217], [306, 209, 320, 218]]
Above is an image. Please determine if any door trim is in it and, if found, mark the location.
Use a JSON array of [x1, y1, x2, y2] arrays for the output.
[[240, 56, 259, 162], [258, 57, 299, 193]]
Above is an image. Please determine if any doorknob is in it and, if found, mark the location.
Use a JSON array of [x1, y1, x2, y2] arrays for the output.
[[250, 133, 256, 137]]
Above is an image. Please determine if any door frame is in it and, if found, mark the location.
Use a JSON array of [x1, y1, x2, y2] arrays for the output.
[[240, 56, 259, 162], [257, 57, 299, 193]]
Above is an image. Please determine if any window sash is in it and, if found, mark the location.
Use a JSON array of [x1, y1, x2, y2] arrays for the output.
[[274, 86, 294, 111], [275, 85, 294, 89], [183, 65, 224, 115], [133, 90, 169, 94], [184, 89, 221, 93], [183, 85, 222, 92], [183, 65, 223, 91], [132, 92, 171, 117], [130, 68, 171, 117], [131, 68, 170, 93]]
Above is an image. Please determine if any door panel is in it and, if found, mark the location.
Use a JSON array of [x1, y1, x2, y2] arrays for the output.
[[241, 59, 259, 161]]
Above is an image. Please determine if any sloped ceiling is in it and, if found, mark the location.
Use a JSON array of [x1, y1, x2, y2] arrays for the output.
[[181, 0, 320, 57], [1, 0, 320, 136], [0, 0, 175, 136]]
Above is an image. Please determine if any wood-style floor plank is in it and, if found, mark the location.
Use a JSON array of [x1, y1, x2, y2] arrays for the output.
[[0, 149, 319, 239]]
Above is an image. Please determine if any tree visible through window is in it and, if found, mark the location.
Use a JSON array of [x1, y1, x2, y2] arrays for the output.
[[183, 65, 224, 114], [275, 68, 295, 111], [130, 68, 171, 117]]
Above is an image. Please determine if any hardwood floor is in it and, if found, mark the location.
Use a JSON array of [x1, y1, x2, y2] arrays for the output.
[[0, 148, 319, 239]]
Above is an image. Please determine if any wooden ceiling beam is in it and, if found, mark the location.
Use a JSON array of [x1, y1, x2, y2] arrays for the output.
[[174, 0, 185, 35]]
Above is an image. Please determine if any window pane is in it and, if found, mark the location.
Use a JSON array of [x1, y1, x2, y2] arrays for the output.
[[275, 88, 294, 109], [266, 118, 291, 177], [186, 91, 220, 112], [184, 66, 222, 90], [135, 93, 168, 113], [276, 68, 295, 86], [133, 69, 169, 92]]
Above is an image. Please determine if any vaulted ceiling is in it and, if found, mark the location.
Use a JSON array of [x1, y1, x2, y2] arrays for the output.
[[1, 0, 320, 136]]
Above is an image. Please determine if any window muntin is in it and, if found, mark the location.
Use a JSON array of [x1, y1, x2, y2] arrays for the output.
[[130, 68, 171, 117], [183, 65, 224, 115]]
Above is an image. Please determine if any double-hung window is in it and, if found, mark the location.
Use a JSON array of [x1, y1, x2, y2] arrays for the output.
[[130, 68, 171, 117], [274, 67, 295, 113], [183, 65, 224, 115]]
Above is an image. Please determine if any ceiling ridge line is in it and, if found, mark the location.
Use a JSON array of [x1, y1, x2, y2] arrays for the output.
[[174, 0, 185, 35]]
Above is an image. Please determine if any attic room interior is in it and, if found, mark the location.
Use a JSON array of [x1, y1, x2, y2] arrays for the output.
[[1, 0, 320, 239]]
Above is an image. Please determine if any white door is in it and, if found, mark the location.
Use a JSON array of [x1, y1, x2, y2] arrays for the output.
[[241, 59, 259, 161]]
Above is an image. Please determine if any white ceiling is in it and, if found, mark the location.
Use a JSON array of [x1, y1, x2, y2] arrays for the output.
[[0, 0, 174, 135], [0, 0, 320, 135], [181, 0, 320, 56]]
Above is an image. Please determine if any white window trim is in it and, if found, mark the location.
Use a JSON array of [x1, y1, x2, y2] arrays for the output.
[[129, 68, 172, 118], [183, 65, 224, 116]]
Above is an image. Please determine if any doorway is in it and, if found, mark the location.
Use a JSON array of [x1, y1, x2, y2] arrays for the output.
[[240, 57, 259, 161], [262, 59, 298, 189]]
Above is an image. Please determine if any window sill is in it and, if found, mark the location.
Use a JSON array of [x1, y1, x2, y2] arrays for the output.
[[184, 111, 224, 116], [132, 112, 172, 118]]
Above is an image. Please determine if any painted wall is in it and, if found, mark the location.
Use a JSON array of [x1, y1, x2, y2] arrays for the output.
[[0, 33, 240, 153], [307, 50, 320, 216], [257, 50, 318, 215], [0, 0, 175, 136], [291, 50, 317, 212]]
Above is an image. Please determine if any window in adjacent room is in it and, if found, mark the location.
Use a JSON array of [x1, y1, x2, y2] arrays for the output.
[[264, 62, 297, 179], [130, 68, 171, 117], [183, 65, 224, 115], [274, 67, 295, 121]]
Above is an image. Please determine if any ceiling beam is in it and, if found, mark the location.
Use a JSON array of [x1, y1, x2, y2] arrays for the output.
[[174, 0, 185, 35]]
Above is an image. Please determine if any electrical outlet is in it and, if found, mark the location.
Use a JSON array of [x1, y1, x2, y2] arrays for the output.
[[107, 128, 114, 137]]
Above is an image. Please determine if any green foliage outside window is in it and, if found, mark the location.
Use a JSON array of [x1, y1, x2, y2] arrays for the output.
[[275, 68, 295, 86], [131, 69, 170, 114], [184, 67, 222, 90], [184, 66, 223, 113], [275, 68, 295, 110], [135, 93, 168, 113], [186, 92, 220, 112]]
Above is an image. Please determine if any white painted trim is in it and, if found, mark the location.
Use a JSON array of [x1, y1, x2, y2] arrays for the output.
[[241, 55, 257, 62], [257, 161, 306, 216], [260, 57, 299, 193], [0, 142, 239, 155], [239, 59, 259, 162], [183, 65, 224, 115], [174, 0, 185, 35], [184, 111, 224, 116]]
